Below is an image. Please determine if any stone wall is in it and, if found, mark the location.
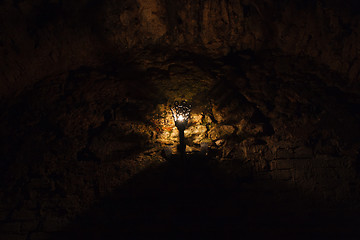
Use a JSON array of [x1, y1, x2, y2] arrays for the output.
[[1, 0, 360, 99], [1, 0, 360, 238], [1, 50, 359, 238]]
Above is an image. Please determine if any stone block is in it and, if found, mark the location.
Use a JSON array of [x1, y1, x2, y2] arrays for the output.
[[28, 178, 51, 190], [212, 106, 225, 123], [249, 144, 266, 154], [264, 149, 275, 161], [0, 234, 27, 240], [0, 221, 21, 233], [30, 232, 53, 240], [208, 125, 235, 140], [42, 217, 67, 232], [204, 115, 212, 124], [220, 125, 235, 135], [184, 125, 207, 144], [215, 139, 224, 146], [21, 220, 39, 232], [255, 172, 272, 180], [274, 159, 293, 170], [293, 168, 307, 181], [0, 209, 10, 221], [22, 200, 38, 210], [190, 113, 202, 124], [316, 155, 343, 168], [269, 161, 276, 170], [293, 158, 310, 169], [11, 209, 38, 221], [276, 148, 293, 159], [311, 156, 329, 169], [272, 169, 292, 180], [294, 146, 313, 159], [222, 145, 234, 158], [168, 129, 178, 139]]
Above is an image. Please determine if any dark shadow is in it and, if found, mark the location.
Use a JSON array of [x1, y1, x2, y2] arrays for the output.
[[53, 152, 360, 240]]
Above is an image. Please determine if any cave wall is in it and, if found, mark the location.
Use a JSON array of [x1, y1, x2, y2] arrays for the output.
[[1, 0, 360, 99], [1, 50, 360, 239], [1, 0, 360, 239]]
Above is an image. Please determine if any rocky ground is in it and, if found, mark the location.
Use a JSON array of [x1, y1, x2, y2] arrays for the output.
[[0, 50, 360, 239]]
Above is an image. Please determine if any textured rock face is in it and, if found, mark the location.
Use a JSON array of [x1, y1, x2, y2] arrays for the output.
[[1, 0, 360, 239], [1, 50, 360, 238], [1, 0, 360, 98], [110, 0, 360, 86]]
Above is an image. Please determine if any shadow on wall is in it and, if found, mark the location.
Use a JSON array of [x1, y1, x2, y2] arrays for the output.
[[1, 49, 360, 239], [52, 152, 360, 240]]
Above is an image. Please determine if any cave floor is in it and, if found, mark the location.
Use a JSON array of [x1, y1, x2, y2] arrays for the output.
[[56, 153, 360, 240]]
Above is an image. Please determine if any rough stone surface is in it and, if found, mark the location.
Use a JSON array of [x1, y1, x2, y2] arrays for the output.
[[0, 0, 360, 238], [1, 0, 360, 99]]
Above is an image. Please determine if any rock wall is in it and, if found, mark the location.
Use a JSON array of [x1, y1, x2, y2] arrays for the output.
[[1, 0, 360, 238], [1, 0, 360, 99], [1, 50, 359, 238]]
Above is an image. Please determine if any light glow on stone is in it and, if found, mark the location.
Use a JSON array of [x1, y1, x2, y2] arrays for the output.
[[170, 100, 191, 125]]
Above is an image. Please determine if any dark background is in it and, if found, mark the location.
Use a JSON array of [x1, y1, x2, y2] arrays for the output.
[[1, 0, 360, 239]]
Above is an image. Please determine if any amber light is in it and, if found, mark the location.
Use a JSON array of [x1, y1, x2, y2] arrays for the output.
[[170, 100, 191, 157], [170, 100, 191, 127]]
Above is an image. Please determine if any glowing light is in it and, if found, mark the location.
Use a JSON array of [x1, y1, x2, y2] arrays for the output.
[[170, 100, 191, 126]]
